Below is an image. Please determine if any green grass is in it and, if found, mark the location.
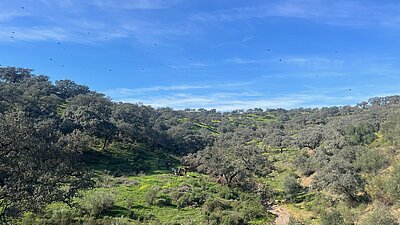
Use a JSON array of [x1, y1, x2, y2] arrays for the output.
[[84, 143, 179, 176], [72, 172, 274, 224]]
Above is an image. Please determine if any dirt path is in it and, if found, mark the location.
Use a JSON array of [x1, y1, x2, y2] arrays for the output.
[[268, 205, 291, 225]]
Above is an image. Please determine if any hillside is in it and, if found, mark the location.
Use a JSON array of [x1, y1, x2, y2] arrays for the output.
[[1, 67, 400, 224]]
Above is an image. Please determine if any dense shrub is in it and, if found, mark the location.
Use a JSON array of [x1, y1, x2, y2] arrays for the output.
[[48, 206, 76, 225], [145, 186, 161, 205], [361, 203, 398, 225], [355, 148, 389, 174], [288, 216, 305, 225], [366, 164, 400, 205], [283, 174, 302, 202], [321, 210, 344, 225], [80, 191, 115, 217]]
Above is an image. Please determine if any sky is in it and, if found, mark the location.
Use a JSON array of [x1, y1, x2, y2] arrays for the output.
[[1, 0, 400, 111]]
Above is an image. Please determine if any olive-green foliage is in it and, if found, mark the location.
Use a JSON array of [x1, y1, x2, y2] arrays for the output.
[[361, 203, 398, 225], [202, 195, 267, 225], [288, 216, 305, 225], [313, 147, 364, 202], [366, 164, 400, 205], [145, 186, 161, 205], [47, 206, 76, 225], [19, 212, 41, 225], [80, 191, 115, 217], [203, 199, 244, 225], [190, 130, 272, 187], [345, 122, 376, 146], [321, 210, 345, 225], [382, 110, 400, 147], [283, 174, 302, 202], [355, 147, 389, 174]]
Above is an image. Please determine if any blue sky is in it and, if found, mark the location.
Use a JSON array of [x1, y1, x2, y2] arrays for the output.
[[1, 0, 400, 110]]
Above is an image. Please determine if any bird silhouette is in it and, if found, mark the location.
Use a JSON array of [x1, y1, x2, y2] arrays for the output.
[[21, 6, 24, 9], [267, 49, 271, 51], [49, 58, 53, 61], [109, 69, 112, 72]]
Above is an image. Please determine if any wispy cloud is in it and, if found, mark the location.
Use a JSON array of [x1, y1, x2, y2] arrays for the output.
[[104, 81, 254, 98], [191, 0, 400, 28], [225, 57, 267, 65], [0, 0, 191, 43], [90, 0, 181, 10], [113, 91, 363, 111], [0, 26, 68, 41]]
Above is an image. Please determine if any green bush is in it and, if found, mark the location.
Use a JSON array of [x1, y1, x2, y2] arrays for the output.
[[283, 174, 302, 202], [238, 199, 266, 220], [155, 196, 173, 207], [356, 148, 389, 174], [366, 164, 400, 205], [220, 212, 246, 225], [176, 193, 191, 208], [361, 204, 398, 225], [203, 199, 231, 214], [145, 185, 161, 205], [288, 216, 305, 225], [19, 212, 41, 225], [48, 206, 76, 225], [80, 191, 115, 217], [321, 210, 344, 225], [219, 188, 238, 200]]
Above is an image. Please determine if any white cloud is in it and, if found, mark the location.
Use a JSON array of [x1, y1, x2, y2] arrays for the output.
[[104, 81, 254, 97], [90, 0, 181, 10], [0, 26, 68, 42], [112, 91, 362, 111], [225, 57, 267, 65], [190, 0, 400, 28]]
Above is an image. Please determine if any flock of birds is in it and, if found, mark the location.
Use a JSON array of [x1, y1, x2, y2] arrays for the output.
[[5, 5, 352, 92]]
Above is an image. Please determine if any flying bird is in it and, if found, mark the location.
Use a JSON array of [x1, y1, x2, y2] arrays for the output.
[[49, 58, 53, 61], [21, 6, 24, 9]]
